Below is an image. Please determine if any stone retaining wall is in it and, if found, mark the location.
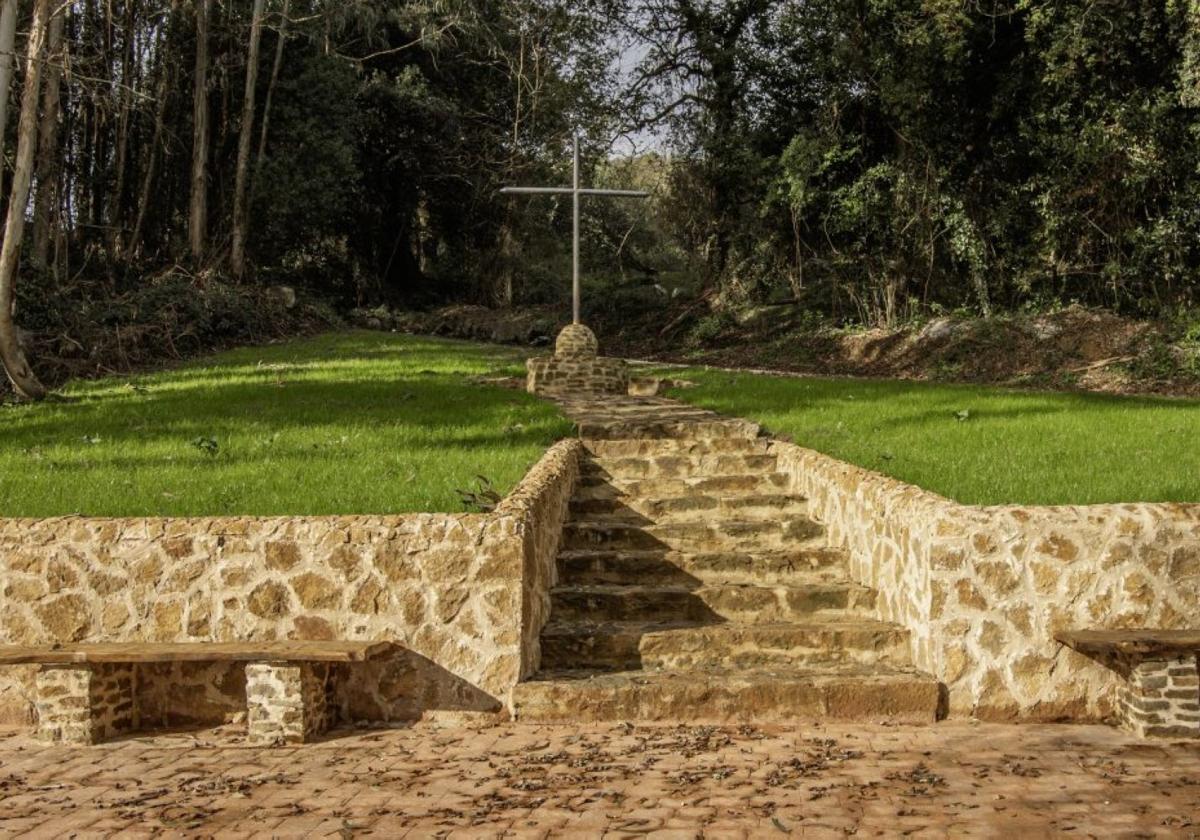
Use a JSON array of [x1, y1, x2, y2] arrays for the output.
[[772, 442, 1200, 721], [0, 440, 582, 728]]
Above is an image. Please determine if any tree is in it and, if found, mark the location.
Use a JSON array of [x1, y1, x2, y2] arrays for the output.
[[0, 0, 51, 400], [0, 0, 17, 194], [189, 0, 211, 262], [129, 0, 180, 259], [621, 0, 779, 282], [231, 0, 267, 280], [32, 3, 67, 273], [254, 0, 290, 186]]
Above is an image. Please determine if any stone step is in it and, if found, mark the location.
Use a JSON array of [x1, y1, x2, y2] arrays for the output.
[[549, 582, 875, 624], [576, 472, 791, 499], [575, 417, 761, 442], [582, 437, 768, 459], [562, 518, 825, 553], [557, 547, 847, 586], [570, 492, 809, 523], [540, 619, 913, 671], [583, 452, 779, 481], [511, 666, 941, 724]]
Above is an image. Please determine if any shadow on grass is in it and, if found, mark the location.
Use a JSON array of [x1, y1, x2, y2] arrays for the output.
[[0, 332, 573, 516], [662, 368, 1200, 505]]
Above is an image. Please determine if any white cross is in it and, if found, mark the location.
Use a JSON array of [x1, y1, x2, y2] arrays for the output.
[[501, 133, 649, 325]]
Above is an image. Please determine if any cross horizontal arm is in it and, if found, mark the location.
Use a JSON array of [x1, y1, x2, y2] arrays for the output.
[[500, 186, 573, 195], [578, 188, 650, 198], [500, 186, 650, 198]]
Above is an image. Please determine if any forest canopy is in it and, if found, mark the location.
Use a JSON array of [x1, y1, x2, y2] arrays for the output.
[[3, 0, 1200, 396]]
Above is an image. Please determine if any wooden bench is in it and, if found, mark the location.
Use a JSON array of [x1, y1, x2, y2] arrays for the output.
[[1056, 630, 1200, 738], [0, 641, 395, 746]]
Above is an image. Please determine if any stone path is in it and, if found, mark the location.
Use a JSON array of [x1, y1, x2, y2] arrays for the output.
[[0, 721, 1198, 837], [514, 397, 939, 724]]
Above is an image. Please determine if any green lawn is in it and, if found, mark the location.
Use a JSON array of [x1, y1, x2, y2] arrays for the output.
[[661, 367, 1200, 506], [0, 331, 571, 517]]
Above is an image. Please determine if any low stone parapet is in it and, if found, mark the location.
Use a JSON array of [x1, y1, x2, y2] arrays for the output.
[[0, 439, 583, 730], [771, 440, 1200, 723]]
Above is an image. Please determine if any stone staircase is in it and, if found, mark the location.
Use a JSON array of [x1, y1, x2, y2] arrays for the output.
[[511, 399, 942, 724]]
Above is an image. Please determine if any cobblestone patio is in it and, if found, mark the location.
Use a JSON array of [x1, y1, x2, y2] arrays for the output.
[[0, 721, 1197, 837]]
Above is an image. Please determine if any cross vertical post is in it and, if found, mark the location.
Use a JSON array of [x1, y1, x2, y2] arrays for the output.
[[500, 131, 649, 326], [573, 133, 581, 324]]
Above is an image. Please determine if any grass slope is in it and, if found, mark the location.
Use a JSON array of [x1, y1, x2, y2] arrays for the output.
[[663, 368, 1200, 506], [0, 332, 571, 517]]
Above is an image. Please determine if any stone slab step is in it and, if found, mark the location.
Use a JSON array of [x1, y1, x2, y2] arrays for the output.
[[549, 582, 876, 624], [575, 417, 761, 442], [512, 666, 941, 724], [583, 437, 769, 459], [576, 473, 791, 499], [583, 453, 779, 481], [557, 547, 848, 586], [570, 492, 809, 523], [540, 619, 913, 671], [562, 518, 825, 553]]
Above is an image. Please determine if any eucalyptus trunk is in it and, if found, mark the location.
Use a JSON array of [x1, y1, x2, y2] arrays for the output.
[[189, 0, 211, 262], [32, 4, 67, 273], [231, 0, 266, 280], [254, 0, 289, 188], [0, 0, 51, 400], [129, 2, 179, 259], [0, 0, 17, 194]]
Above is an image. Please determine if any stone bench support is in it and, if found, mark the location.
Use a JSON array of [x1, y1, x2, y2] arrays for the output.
[[1121, 654, 1200, 738], [1057, 631, 1200, 739], [245, 662, 335, 745], [36, 663, 136, 745]]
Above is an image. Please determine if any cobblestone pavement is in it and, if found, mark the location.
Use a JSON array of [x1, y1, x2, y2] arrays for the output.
[[0, 721, 1198, 838]]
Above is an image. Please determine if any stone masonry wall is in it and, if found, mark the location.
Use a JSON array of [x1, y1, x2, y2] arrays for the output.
[[526, 356, 630, 396], [772, 442, 1200, 721], [496, 441, 581, 681], [0, 439, 582, 728]]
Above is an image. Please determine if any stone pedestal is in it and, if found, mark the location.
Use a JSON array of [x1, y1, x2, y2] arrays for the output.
[[245, 662, 335, 745], [36, 664, 136, 745], [527, 324, 629, 397], [1120, 655, 1200, 738]]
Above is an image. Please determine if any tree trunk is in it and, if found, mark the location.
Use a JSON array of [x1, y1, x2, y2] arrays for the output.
[[32, 4, 66, 273], [230, 0, 266, 280], [253, 0, 289, 189], [129, 3, 178, 259], [494, 202, 518, 308], [0, 0, 18, 195], [189, 0, 211, 263], [0, 0, 51, 400], [108, 0, 138, 257]]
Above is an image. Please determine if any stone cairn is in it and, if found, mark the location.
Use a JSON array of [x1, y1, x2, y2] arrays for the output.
[[526, 324, 629, 397]]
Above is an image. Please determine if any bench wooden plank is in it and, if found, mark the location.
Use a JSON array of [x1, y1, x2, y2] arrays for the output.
[[0, 640, 396, 666], [1056, 630, 1200, 657]]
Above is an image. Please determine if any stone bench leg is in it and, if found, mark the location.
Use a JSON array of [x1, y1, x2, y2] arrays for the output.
[[1121, 655, 1200, 738], [36, 664, 136, 745], [245, 662, 333, 745]]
